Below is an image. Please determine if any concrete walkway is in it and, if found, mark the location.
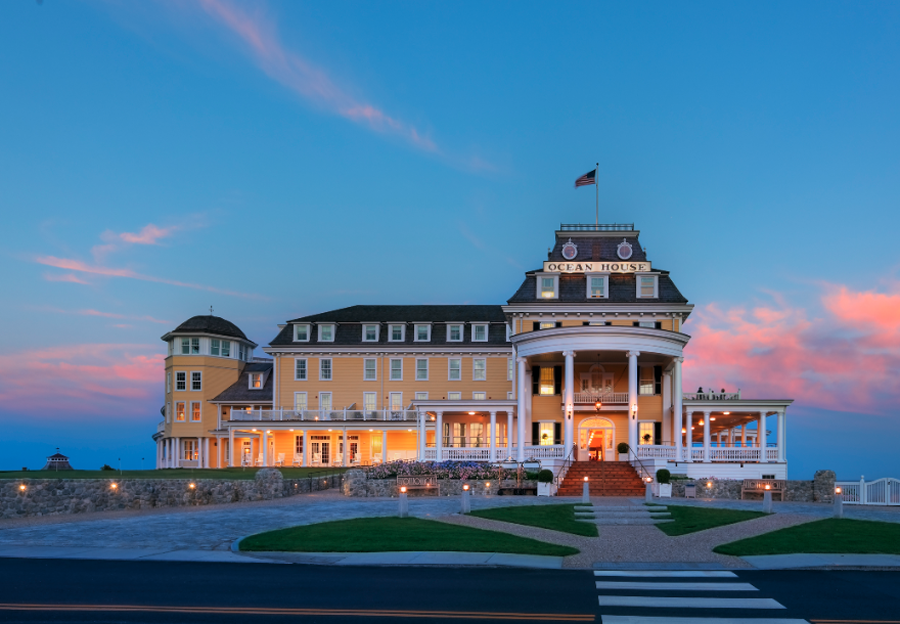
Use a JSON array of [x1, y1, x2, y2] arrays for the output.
[[743, 553, 900, 569], [240, 550, 564, 569]]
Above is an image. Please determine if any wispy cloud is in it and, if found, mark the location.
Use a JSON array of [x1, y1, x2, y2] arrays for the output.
[[92, 223, 180, 262], [194, 0, 437, 152], [36, 255, 265, 300], [33, 306, 171, 325], [43, 272, 90, 285]]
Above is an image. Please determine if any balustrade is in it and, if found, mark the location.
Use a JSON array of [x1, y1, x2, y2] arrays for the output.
[[231, 409, 419, 422]]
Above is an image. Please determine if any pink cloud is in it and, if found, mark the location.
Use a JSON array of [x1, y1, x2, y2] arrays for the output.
[[195, 0, 438, 152], [683, 284, 900, 416], [35, 255, 265, 300], [43, 272, 90, 285], [92, 223, 180, 261], [0, 344, 163, 417]]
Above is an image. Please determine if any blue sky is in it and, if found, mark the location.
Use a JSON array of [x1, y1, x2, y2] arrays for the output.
[[1, 1, 898, 479]]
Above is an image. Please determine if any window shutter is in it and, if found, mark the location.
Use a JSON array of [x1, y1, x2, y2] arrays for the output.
[[583, 321, 589, 326], [655, 322, 662, 329], [554, 422, 562, 445], [554, 365, 562, 395], [555, 321, 562, 328], [532, 366, 540, 395], [532, 423, 540, 445], [654, 366, 662, 395], [654, 422, 662, 445], [633, 321, 640, 327], [532, 321, 540, 331]]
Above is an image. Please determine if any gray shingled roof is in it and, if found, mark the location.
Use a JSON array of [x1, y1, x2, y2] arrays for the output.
[[211, 362, 273, 403], [507, 273, 688, 304], [169, 315, 249, 341]]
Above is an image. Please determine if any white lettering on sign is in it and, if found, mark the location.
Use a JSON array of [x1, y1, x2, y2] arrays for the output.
[[542, 261, 651, 274]]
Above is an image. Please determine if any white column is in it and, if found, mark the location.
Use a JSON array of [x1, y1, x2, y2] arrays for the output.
[[417, 410, 425, 460], [758, 411, 768, 463], [196, 437, 202, 468], [626, 351, 640, 453], [174, 437, 180, 468], [229, 429, 235, 467], [673, 357, 683, 461], [684, 412, 692, 462], [343, 428, 349, 467], [506, 410, 513, 459], [436, 411, 443, 461], [204, 438, 210, 468], [524, 366, 533, 443], [382, 430, 388, 464], [741, 424, 747, 448], [303, 430, 309, 467], [703, 410, 711, 462], [662, 369, 672, 444], [562, 350, 575, 455], [262, 430, 268, 466], [777, 410, 786, 462], [489, 411, 497, 462], [516, 357, 527, 462], [155, 440, 161, 470]]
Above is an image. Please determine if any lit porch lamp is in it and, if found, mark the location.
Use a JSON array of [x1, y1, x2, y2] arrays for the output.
[[631, 404, 638, 421], [566, 404, 573, 421]]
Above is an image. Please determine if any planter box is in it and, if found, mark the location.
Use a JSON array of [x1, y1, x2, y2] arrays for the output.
[[657, 483, 672, 498], [618, 454, 630, 462], [537, 482, 557, 497]]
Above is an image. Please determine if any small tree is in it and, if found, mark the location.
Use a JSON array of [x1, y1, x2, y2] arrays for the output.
[[616, 442, 629, 455], [537, 469, 554, 483], [656, 468, 671, 484], [100, 464, 114, 471]]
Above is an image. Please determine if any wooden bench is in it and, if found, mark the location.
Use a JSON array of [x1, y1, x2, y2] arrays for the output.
[[741, 479, 785, 500], [397, 474, 440, 496]]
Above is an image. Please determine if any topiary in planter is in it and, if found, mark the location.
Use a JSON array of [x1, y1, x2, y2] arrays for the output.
[[656, 468, 671, 484], [537, 469, 554, 483], [616, 442, 630, 455]]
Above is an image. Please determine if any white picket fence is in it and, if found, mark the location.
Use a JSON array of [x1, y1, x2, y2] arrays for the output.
[[836, 477, 900, 506]]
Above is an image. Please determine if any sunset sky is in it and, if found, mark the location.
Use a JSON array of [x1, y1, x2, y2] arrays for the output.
[[1, 1, 899, 479]]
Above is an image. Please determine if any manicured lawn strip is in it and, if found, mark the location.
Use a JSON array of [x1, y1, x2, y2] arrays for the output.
[[239, 517, 579, 556], [469, 504, 598, 537], [656, 505, 767, 536], [714, 518, 900, 556], [0, 468, 347, 481]]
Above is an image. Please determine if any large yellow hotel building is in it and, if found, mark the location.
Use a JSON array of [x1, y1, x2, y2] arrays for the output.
[[153, 224, 792, 480]]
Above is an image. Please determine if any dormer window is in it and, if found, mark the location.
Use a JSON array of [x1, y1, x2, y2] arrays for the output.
[[587, 274, 609, 299], [362, 324, 379, 342], [536, 273, 559, 299], [249, 373, 263, 389], [388, 324, 405, 342], [447, 324, 463, 342], [637, 274, 658, 299], [318, 324, 335, 342], [294, 324, 310, 342], [472, 324, 488, 342], [414, 324, 431, 342]]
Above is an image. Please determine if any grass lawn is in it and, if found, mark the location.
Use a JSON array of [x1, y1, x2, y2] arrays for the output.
[[714, 518, 900, 556], [239, 517, 579, 556], [654, 504, 768, 536], [468, 504, 598, 537], [0, 467, 347, 481]]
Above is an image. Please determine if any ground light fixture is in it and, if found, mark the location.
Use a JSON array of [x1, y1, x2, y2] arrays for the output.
[[19, 484, 26, 491], [584, 476, 589, 482], [189, 483, 196, 489], [645, 477, 652, 483], [400, 486, 407, 494], [706, 481, 713, 488], [484, 482, 490, 488], [462, 484, 470, 491], [835, 487, 842, 495], [765, 484, 771, 490], [110, 483, 118, 490]]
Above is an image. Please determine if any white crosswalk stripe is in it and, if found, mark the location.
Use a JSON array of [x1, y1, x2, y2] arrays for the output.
[[595, 569, 810, 623]]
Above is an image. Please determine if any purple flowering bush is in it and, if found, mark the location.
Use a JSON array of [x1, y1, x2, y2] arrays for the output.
[[364, 461, 511, 481]]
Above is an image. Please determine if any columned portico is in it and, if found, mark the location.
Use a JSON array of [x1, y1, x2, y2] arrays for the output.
[[562, 350, 575, 455], [626, 350, 639, 453], [516, 357, 527, 462], [673, 357, 683, 461]]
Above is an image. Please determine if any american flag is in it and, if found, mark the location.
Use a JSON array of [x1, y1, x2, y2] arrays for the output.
[[575, 169, 596, 188]]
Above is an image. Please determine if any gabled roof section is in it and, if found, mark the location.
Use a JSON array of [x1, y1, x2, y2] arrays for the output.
[[211, 362, 273, 403]]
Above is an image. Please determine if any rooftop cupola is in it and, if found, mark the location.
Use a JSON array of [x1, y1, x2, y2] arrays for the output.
[[161, 313, 257, 360]]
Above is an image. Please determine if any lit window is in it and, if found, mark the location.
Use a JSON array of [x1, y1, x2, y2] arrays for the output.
[[540, 321, 556, 329], [415, 392, 428, 400], [390, 392, 402, 411], [539, 422, 555, 446], [639, 366, 655, 395], [175, 402, 186, 421], [191, 372, 202, 391], [181, 339, 190, 355], [363, 392, 377, 412], [473, 358, 486, 381], [363, 324, 378, 342], [390, 358, 402, 380], [295, 358, 307, 381], [320, 358, 333, 381], [416, 358, 428, 381], [472, 324, 488, 342], [191, 402, 201, 421], [319, 324, 335, 342], [541, 277, 556, 298], [639, 422, 655, 445], [448, 392, 461, 400], [363, 358, 377, 381], [249, 373, 263, 389], [389, 324, 405, 342], [447, 324, 463, 342], [539, 367, 555, 395], [473, 392, 486, 400], [294, 392, 307, 411], [589, 276, 606, 298], [191, 338, 200, 355], [415, 324, 430, 342], [448, 358, 461, 381], [175, 372, 186, 391], [320, 392, 332, 411], [507, 358, 514, 381], [294, 324, 309, 341], [221, 340, 230, 357]]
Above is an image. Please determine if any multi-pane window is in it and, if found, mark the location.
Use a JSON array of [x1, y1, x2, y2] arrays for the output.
[[183, 440, 197, 461], [639, 276, 656, 298], [295, 324, 309, 341], [507, 358, 514, 381], [191, 402, 201, 422], [539, 367, 555, 395], [175, 402, 186, 421], [541, 277, 556, 298], [363, 358, 377, 381], [637, 321, 656, 328], [472, 324, 487, 342], [181, 338, 190, 355], [238, 344, 246, 360], [191, 371, 202, 391], [448, 392, 462, 400], [639, 366, 655, 395], [320, 358, 333, 381], [221, 340, 230, 357], [363, 324, 378, 342], [191, 338, 200, 355], [295, 358, 307, 381], [319, 324, 335, 342], [249, 373, 263, 389], [639, 422, 655, 445], [590, 276, 606, 298], [448, 358, 461, 381], [211, 339, 220, 356], [539, 321, 556, 329], [294, 392, 308, 411], [320, 392, 332, 412], [166, 402, 171, 423], [166, 372, 171, 394], [175, 371, 186, 391], [473, 358, 486, 381], [390, 359, 402, 380], [415, 359, 428, 381], [447, 324, 462, 341], [389, 324, 404, 341], [472, 392, 486, 400], [415, 392, 428, 400], [415, 325, 430, 341], [295, 435, 304, 454], [390, 392, 402, 411], [363, 392, 377, 412]]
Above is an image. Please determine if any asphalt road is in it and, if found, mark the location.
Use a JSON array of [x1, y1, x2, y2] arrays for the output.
[[0, 559, 897, 623]]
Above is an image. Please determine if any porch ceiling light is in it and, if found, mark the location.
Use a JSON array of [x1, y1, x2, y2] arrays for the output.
[[723, 411, 731, 415], [468, 411, 476, 415], [710, 417, 716, 421], [369, 429, 374, 432], [252, 429, 257, 432], [698, 420, 704, 426], [681, 428, 687, 434], [407, 429, 412, 432], [328, 429, 332, 432]]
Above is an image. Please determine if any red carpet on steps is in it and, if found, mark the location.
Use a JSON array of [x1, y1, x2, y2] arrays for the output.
[[557, 461, 646, 496]]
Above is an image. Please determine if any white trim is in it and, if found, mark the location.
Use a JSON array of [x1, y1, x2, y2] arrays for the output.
[[586, 273, 610, 299], [471, 323, 489, 342], [415, 358, 429, 381], [447, 391, 462, 400], [362, 324, 380, 343], [507, 357, 513, 381], [636, 273, 659, 299], [318, 324, 335, 342], [166, 372, 171, 394], [512, 325, 689, 358], [535, 272, 559, 300], [388, 324, 406, 342], [175, 401, 186, 422], [446, 323, 464, 342], [389, 392, 403, 411], [473, 358, 487, 381], [363, 358, 378, 381], [414, 324, 431, 342], [294, 324, 311, 342], [294, 358, 308, 381], [389, 358, 403, 381], [448, 357, 462, 381], [319, 358, 333, 381], [190, 371, 202, 391]]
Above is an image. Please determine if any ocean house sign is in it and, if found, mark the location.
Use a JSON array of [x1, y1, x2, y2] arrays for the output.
[[542, 261, 652, 274]]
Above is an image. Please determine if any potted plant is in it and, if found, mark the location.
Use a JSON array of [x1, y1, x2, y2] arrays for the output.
[[536, 469, 556, 496], [655, 468, 672, 498], [617, 442, 630, 461]]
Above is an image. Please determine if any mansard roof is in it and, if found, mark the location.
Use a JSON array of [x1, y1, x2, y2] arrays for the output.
[[210, 362, 273, 403], [507, 273, 689, 305]]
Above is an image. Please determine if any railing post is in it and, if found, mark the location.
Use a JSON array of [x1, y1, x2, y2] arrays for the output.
[[860, 475, 866, 505]]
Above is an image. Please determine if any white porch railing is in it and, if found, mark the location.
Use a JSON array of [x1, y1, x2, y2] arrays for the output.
[[710, 447, 763, 462], [524, 445, 566, 459], [234, 409, 419, 422], [443, 448, 493, 461], [837, 477, 900, 505], [636, 445, 677, 459], [683, 390, 742, 400], [419, 445, 565, 462], [574, 392, 628, 404]]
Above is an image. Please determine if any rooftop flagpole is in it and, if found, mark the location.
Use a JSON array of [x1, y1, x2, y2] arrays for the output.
[[595, 162, 599, 226]]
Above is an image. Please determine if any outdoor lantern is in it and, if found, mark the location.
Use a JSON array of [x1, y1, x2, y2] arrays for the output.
[[463, 484, 470, 491], [645, 477, 652, 483], [584, 476, 589, 482], [189, 483, 196, 489], [19, 484, 25, 491], [681, 428, 687, 434], [595, 401, 602, 411], [400, 486, 407, 494], [835, 487, 842, 495], [110, 483, 118, 490], [698, 420, 704, 426], [485, 482, 491, 488], [765, 484, 771, 491], [706, 481, 713, 488]]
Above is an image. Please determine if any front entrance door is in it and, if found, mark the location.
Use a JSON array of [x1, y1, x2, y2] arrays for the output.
[[578, 417, 615, 462]]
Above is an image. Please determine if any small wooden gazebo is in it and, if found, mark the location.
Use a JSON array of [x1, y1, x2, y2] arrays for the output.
[[41, 449, 73, 471]]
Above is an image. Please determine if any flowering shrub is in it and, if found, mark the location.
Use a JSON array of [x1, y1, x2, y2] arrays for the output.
[[364, 461, 513, 481]]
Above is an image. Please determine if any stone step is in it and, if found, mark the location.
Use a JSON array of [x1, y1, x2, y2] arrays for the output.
[[575, 512, 671, 519], [577, 517, 675, 525]]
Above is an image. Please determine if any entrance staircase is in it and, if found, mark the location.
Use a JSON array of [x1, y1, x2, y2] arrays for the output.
[[574, 503, 673, 525], [557, 461, 646, 497]]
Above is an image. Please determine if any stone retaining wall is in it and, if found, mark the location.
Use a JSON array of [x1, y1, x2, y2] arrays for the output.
[[0, 469, 342, 519], [668, 470, 835, 502], [342, 469, 536, 497]]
